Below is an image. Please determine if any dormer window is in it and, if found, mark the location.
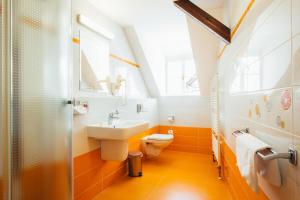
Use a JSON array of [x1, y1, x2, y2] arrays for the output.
[[164, 58, 200, 96]]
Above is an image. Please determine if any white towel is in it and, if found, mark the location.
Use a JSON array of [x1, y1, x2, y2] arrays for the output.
[[256, 152, 281, 187], [236, 134, 270, 192]]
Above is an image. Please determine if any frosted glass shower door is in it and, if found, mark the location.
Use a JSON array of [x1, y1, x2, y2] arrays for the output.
[[9, 0, 72, 199]]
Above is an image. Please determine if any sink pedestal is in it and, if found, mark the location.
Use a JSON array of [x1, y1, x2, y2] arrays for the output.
[[101, 140, 128, 161], [87, 120, 149, 161]]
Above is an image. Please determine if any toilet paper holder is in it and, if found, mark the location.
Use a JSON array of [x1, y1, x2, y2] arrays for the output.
[[256, 147, 297, 166]]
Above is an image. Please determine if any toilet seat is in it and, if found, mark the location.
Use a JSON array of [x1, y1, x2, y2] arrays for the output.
[[143, 133, 173, 141]]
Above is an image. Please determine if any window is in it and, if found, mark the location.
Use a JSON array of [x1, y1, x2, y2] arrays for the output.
[[165, 59, 199, 96]]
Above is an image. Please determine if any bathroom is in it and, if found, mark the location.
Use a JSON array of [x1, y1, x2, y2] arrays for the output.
[[0, 0, 300, 199]]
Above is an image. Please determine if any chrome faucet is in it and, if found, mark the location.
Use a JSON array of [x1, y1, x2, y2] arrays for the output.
[[108, 110, 120, 125]]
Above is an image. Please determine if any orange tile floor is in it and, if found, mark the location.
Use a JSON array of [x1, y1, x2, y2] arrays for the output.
[[93, 150, 232, 200]]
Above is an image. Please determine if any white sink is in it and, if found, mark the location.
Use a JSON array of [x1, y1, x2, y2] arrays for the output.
[[87, 120, 149, 140], [87, 120, 149, 161]]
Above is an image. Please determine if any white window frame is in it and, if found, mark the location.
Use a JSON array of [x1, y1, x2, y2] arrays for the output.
[[164, 58, 199, 96]]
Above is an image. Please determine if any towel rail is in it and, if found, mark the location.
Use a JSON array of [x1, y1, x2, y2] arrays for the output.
[[256, 148, 297, 166], [232, 128, 297, 166], [232, 128, 249, 137]]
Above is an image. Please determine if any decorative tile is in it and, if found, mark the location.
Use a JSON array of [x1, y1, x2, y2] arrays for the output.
[[243, 89, 293, 132]]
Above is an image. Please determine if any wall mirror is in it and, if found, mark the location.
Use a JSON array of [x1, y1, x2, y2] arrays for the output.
[[75, 28, 131, 96], [73, 15, 142, 97], [79, 29, 110, 93]]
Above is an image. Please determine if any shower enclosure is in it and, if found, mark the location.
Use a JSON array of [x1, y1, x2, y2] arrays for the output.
[[1, 0, 72, 199]]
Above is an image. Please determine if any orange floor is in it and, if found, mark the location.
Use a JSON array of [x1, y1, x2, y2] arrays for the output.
[[93, 150, 232, 200]]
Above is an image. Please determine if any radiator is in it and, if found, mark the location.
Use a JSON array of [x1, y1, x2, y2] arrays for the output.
[[210, 75, 220, 166]]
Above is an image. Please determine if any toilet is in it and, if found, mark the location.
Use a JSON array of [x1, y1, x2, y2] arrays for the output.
[[141, 133, 174, 156]]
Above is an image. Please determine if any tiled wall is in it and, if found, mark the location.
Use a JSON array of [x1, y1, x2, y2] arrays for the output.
[[73, 126, 159, 200], [218, 0, 300, 199], [159, 126, 212, 154], [158, 96, 211, 127], [0, 180, 2, 200], [221, 137, 268, 200], [292, 0, 300, 196]]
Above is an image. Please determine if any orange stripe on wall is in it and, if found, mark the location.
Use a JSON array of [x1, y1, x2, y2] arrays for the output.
[[109, 54, 140, 68], [0, 178, 2, 200], [73, 126, 159, 200], [217, 0, 255, 58], [230, 0, 255, 38], [159, 126, 212, 154]]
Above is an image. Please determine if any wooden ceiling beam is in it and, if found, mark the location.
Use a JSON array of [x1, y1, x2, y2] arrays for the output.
[[174, 0, 231, 44]]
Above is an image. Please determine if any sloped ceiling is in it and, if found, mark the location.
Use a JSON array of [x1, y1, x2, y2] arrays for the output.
[[187, 9, 221, 96], [88, 0, 224, 96], [88, 0, 224, 26], [88, 0, 201, 58]]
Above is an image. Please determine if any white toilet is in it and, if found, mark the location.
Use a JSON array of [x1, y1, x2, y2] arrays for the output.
[[141, 133, 174, 156]]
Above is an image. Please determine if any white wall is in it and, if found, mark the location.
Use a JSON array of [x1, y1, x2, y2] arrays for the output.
[[155, 7, 219, 128], [125, 27, 160, 97], [218, 0, 300, 199], [159, 96, 211, 127], [72, 0, 159, 157], [187, 8, 223, 96]]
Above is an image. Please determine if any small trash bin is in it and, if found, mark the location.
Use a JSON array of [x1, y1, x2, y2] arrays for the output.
[[128, 151, 143, 177]]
